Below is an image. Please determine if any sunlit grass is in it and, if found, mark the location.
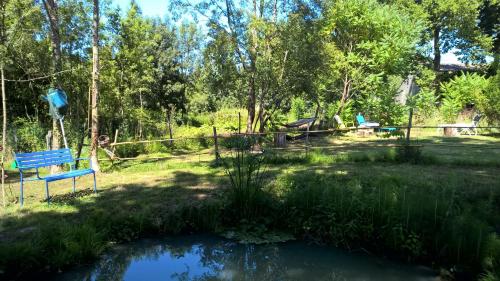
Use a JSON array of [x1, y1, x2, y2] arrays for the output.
[[0, 133, 499, 279]]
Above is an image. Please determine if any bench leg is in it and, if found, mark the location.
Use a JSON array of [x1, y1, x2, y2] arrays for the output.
[[45, 181, 50, 205], [72, 177, 76, 193], [20, 176, 24, 207], [92, 172, 97, 193]]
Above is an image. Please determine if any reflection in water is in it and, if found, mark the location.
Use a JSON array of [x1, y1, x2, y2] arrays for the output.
[[51, 235, 436, 281]]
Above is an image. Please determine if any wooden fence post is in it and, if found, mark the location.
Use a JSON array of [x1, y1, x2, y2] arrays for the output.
[[406, 108, 413, 145], [213, 126, 220, 160], [113, 129, 119, 145], [238, 112, 241, 134], [305, 124, 310, 156]]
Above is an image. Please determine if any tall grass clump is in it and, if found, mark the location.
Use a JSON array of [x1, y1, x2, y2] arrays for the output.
[[479, 234, 500, 281], [275, 170, 499, 273], [395, 144, 423, 163], [221, 139, 269, 223]]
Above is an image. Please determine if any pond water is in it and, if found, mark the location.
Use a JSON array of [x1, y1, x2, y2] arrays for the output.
[[52, 235, 436, 281]]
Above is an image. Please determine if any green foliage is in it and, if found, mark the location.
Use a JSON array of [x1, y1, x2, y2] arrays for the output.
[[425, 0, 493, 64], [440, 73, 489, 122], [289, 97, 308, 121], [318, 0, 423, 122], [358, 75, 408, 125], [480, 234, 500, 281], [276, 170, 498, 268], [395, 144, 424, 164], [482, 71, 500, 124], [10, 118, 46, 152], [221, 146, 270, 223]]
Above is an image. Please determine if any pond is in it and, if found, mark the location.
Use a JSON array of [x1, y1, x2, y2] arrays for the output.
[[51, 235, 436, 281]]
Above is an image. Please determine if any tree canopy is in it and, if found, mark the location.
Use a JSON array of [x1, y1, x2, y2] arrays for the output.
[[0, 0, 497, 154]]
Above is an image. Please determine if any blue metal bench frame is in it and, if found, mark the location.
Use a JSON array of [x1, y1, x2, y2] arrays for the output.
[[14, 148, 97, 206]]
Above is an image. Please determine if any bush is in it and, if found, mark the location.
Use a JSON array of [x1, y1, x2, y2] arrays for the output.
[[221, 148, 267, 221], [290, 97, 308, 121], [395, 144, 423, 163], [482, 71, 500, 124], [440, 73, 489, 122], [358, 75, 408, 126], [10, 118, 46, 153], [276, 170, 499, 270]]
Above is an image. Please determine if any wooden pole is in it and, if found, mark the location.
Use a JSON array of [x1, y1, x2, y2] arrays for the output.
[[87, 86, 91, 132], [109, 129, 119, 164], [406, 108, 413, 145], [90, 0, 100, 172], [213, 126, 220, 160], [1, 67, 6, 207], [112, 129, 119, 147], [75, 123, 86, 169], [238, 112, 241, 134], [306, 123, 310, 156]]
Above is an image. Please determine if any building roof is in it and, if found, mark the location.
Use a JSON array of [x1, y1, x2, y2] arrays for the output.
[[439, 64, 479, 72]]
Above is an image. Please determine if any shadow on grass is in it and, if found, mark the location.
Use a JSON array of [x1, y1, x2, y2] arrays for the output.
[[0, 166, 227, 280]]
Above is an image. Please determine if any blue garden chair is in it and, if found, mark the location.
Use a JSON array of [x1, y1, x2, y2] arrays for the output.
[[356, 113, 396, 132]]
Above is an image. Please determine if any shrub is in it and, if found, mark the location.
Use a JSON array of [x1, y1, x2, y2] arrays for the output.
[[395, 144, 423, 163], [290, 97, 308, 121], [221, 144, 273, 224], [440, 73, 489, 122], [276, 170, 499, 270], [10, 118, 46, 153], [482, 71, 500, 124]]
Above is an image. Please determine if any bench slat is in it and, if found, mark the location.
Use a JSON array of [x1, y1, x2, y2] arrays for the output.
[[17, 158, 74, 169], [15, 148, 74, 169], [17, 155, 73, 163], [15, 148, 70, 157], [44, 169, 94, 182]]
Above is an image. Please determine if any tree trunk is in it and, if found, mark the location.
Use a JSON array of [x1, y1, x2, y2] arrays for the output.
[[42, 0, 63, 174], [1, 67, 6, 207], [43, 0, 62, 81], [246, 0, 259, 134], [139, 91, 143, 139], [166, 109, 173, 146], [90, 0, 100, 172], [433, 26, 441, 72], [246, 76, 256, 133], [336, 75, 351, 116], [273, 0, 278, 22], [258, 100, 265, 133]]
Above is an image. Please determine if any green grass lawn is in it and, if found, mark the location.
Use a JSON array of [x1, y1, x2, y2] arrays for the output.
[[1, 133, 499, 280]]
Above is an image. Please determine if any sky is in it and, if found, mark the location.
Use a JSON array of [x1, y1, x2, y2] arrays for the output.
[[112, 0, 466, 65], [114, 0, 169, 19]]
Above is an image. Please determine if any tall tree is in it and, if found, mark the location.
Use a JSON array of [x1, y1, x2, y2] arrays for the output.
[[318, 0, 423, 118], [1, 66, 5, 207], [108, 2, 155, 138], [0, 0, 7, 207], [171, 0, 296, 132], [412, 0, 493, 70], [151, 21, 186, 142], [479, 0, 499, 72], [42, 0, 63, 173], [0, 0, 42, 205], [90, 0, 100, 171]]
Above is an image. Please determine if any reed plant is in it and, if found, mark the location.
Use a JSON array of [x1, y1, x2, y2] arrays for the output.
[[221, 137, 269, 223]]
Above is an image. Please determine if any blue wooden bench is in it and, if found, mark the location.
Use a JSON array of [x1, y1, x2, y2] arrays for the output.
[[14, 148, 97, 206]]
